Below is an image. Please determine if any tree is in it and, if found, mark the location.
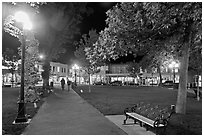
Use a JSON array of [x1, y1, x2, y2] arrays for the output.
[[37, 3, 91, 87], [74, 30, 100, 92], [84, 27, 122, 72], [90, 2, 201, 114], [23, 31, 40, 88], [139, 49, 175, 84], [126, 61, 141, 85]]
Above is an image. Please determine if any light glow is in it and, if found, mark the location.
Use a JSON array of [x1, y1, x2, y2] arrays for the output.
[[169, 61, 179, 68], [39, 54, 44, 59], [14, 11, 32, 30], [72, 64, 80, 70]]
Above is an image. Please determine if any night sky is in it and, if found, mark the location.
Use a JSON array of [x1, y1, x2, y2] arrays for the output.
[[2, 2, 138, 65], [59, 2, 118, 65]]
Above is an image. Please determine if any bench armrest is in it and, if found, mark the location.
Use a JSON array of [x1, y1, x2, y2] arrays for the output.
[[124, 105, 137, 113], [153, 118, 168, 127]]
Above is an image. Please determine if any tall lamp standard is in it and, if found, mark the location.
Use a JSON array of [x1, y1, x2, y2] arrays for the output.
[[14, 11, 32, 123], [72, 64, 79, 86], [169, 61, 179, 84]]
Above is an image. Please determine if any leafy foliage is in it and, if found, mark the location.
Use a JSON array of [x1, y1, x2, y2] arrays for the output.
[[104, 2, 201, 55], [3, 15, 22, 38], [188, 48, 202, 74], [126, 61, 141, 78], [23, 31, 40, 87], [75, 29, 100, 74]]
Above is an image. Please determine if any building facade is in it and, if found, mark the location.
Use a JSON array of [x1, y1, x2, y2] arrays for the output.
[[105, 64, 139, 84], [89, 63, 181, 86], [38, 62, 69, 84], [2, 67, 20, 86], [3, 61, 200, 87]]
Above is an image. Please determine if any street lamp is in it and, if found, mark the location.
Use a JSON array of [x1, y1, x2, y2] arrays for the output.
[[39, 54, 44, 60], [14, 11, 32, 123], [72, 64, 79, 86], [169, 61, 179, 84]]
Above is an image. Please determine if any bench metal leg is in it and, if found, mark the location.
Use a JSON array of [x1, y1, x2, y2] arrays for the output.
[[139, 121, 143, 127], [123, 115, 128, 125], [146, 125, 149, 131], [134, 119, 137, 124]]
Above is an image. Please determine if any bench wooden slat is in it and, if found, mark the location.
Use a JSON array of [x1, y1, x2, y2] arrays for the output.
[[126, 112, 165, 127]]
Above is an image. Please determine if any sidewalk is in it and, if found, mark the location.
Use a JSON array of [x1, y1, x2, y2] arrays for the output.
[[22, 87, 126, 135]]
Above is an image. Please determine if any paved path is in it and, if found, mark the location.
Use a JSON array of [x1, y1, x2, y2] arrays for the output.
[[22, 87, 126, 135], [106, 115, 155, 135]]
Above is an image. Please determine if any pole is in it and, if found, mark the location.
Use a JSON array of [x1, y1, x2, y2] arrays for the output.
[[3, 74, 5, 86], [75, 69, 77, 86], [88, 73, 91, 92], [15, 29, 27, 123], [173, 67, 175, 84], [79, 70, 80, 84], [196, 75, 200, 101], [11, 71, 14, 88], [152, 73, 153, 87]]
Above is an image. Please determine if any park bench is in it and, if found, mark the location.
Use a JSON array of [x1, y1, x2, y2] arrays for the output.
[[123, 102, 175, 134]]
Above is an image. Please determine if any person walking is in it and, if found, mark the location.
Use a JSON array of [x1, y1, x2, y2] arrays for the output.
[[67, 80, 72, 91], [60, 78, 65, 90]]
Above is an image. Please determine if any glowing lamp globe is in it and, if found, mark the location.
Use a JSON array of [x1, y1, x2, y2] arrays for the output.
[[39, 54, 44, 59], [72, 64, 79, 70], [14, 11, 32, 30]]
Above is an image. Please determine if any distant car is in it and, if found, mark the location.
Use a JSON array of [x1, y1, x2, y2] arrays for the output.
[[3, 83, 12, 87], [110, 81, 123, 86], [93, 81, 106, 85], [161, 80, 174, 88], [163, 80, 173, 85]]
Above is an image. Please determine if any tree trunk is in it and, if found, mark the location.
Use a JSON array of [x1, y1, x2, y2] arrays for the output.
[[88, 73, 91, 92], [3, 74, 5, 85], [11, 72, 14, 88], [152, 73, 153, 87], [176, 36, 191, 114], [157, 66, 162, 84], [42, 60, 50, 88], [43, 79, 49, 87], [196, 75, 200, 101]]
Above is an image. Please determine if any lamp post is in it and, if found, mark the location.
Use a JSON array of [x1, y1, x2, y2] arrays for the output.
[[169, 61, 179, 84], [14, 11, 32, 123], [72, 64, 79, 86]]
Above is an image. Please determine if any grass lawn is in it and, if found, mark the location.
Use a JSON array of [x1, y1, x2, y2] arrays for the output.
[[74, 85, 202, 135], [2, 87, 45, 135]]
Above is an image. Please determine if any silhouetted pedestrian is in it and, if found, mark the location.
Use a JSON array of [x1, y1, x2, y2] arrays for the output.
[[60, 78, 65, 90], [67, 80, 72, 91]]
